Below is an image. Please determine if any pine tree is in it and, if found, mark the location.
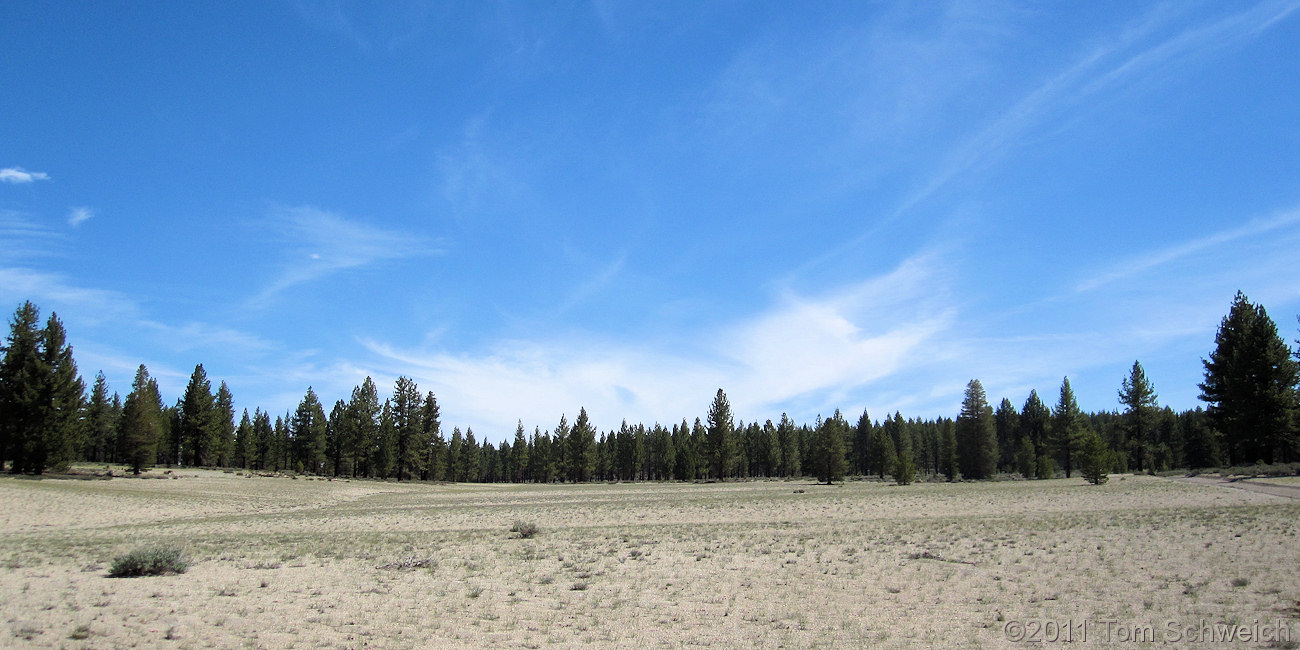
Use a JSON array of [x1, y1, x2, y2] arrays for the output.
[[293, 387, 328, 475], [656, 423, 677, 480], [0, 301, 45, 473], [809, 411, 849, 484], [107, 392, 123, 463], [234, 409, 253, 469], [1051, 377, 1083, 478], [852, 410, 872, 476], [1180, 407, 1221, 469], [119, 365, 164, 475], [213, 382, 235, 467], [421, 392, 442, 481], [705, 389, 734, 479], [347, 377, 380, 477], [552, 415, 569, 482], [673, 419, 695, 480], [890, 412, 916, 485], [530, 426, 551, 482], [874, 424, 897, 480], [447, 427, 464, 481], [956, 379, 997, 480], [776, 413, 799, 477], [460, 428, 479, 482], [390, 376, 424, 481], [83, 372, 117, 463], [271, 414, 288, 472], [252, 408, 272, 471], [739, 420, 759, 478], [1199, 292, 1299, 464], [1078, 424, 1110, 485], [1020, 390, 1050, 469], [179, 364, 216, 467], [1118, 361, 1159, 472], [569, 407, 595, 482], [0, 305, 86, 474], [512, 421, 529, 482], [38, 313, 84, 472], [756, 419, 780, 477], [692, 418, 709, 478], [994, 398, 1019, 472], [373, 399, 396, 479], [938, 418, 958, 481], [326, 400, 346, 475], [1015, 436, 1036, 479], [164, 399, 183, 466]]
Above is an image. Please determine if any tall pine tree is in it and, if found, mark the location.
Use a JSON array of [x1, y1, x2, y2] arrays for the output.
[[809, 411, 849, 484], [706, 389, 735, 480], [1118, 361, 1159, 471], [569, 407, 596, 482], [293, 387, 328, 475], [993, 398, 1019, 472], [1199, 292, 1300, 464], [1051, 377, 1083, 478], [179, 364, 216, 466], [390, 377, 424, 481], [234, 409, 253, 469], [421, 392, 442, 480], [119, 365, 164, 475], [956, 379, 997, 479], [213, 382, 235, 467], [83, 372, 117, 463], [38, 313, 85, 472], [0, 305, 85, 473], [346, 377, 380, 477], [1020, 390, 1051, 477]]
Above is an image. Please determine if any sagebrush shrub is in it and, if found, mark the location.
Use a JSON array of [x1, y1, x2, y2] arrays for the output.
[[511, 521, 539, 539], [108, 546, 189, 577]]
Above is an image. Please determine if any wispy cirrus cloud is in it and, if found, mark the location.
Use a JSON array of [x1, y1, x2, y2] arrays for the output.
[[251, 205, 443, 306], [797, 1, 1300, 278], [1076, 207, 1300, 293], [909, 0, 1300, 215], [67, 207, 95, 227], [0, 210, 63, 261], [0, 267, 136, 323], [0, 167, 50, 184]]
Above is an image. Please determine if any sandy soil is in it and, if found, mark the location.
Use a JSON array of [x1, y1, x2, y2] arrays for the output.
[[1, 470, 1297, 648]]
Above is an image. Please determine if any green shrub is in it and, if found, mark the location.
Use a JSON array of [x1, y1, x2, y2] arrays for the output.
[[108, 545, 189, 577]]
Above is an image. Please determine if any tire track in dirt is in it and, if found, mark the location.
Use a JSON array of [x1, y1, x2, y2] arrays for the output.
[[1173, 475, 1300, 500]]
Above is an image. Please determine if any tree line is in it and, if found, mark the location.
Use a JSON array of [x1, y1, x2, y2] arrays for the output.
[[2, 291, 1297, 482]]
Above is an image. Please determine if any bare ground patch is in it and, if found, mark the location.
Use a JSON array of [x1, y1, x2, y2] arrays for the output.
[[1, 474, 1296, 648]]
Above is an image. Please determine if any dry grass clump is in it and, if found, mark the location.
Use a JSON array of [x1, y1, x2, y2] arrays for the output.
[[375, 555, 433, 570], [107, 545, 189, 577], [511, 520, 540, 539]]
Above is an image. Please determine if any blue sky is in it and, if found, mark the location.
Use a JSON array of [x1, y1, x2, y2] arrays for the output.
[[3, 1, 1300, 442]]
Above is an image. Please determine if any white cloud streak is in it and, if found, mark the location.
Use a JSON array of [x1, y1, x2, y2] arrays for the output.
[[0, 167, 50, 184], [251, 205, 442, 306], [798, 1, 1300, 278], [0, 210, 63, 261], [1076, 208, 1300, 293], [67, 207, 95, 227], [357, 251, 958, 437]]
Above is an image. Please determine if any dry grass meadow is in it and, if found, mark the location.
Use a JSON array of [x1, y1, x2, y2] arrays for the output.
[[1, 468, 1298, 648]]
